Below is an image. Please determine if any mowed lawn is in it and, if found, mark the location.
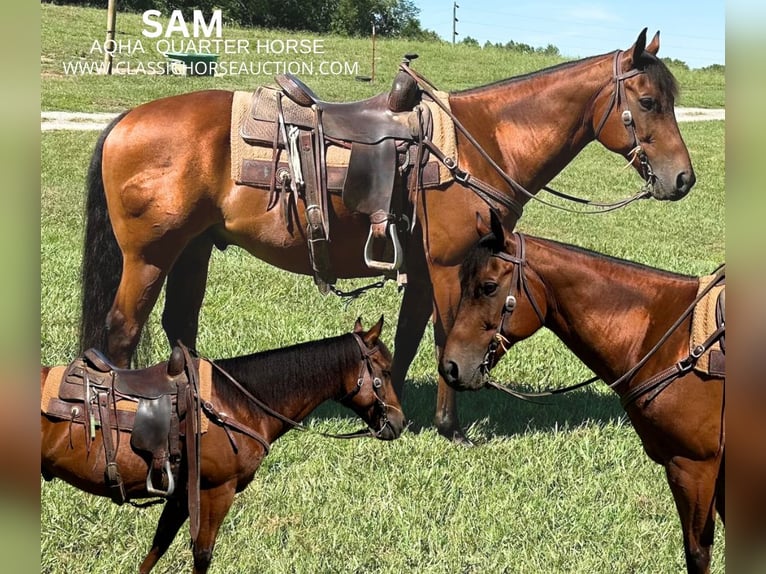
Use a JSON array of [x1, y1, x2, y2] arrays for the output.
[[41, 4, 724, 572], [41, 118, 724, 573]]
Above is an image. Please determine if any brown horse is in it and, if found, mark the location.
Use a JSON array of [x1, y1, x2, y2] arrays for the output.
[[439, 216, 724, 574], [78, 29, 694, 442], [42, 318, 404, 573]]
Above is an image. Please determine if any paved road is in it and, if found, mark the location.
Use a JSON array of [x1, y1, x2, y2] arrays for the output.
[[41, 108, 725, 131]]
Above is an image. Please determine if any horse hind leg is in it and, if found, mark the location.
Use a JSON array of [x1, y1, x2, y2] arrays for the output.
[[106, 253, 170, 367], [162, 234, 214, 350], [139, 497, 189, 574]]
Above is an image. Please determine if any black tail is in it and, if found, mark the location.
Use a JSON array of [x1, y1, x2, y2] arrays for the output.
[[78, 111, 130, 354]]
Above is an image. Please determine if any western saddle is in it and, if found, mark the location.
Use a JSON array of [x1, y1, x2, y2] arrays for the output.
[[240, 54, 434, 292], [46, 345, 201, 510]]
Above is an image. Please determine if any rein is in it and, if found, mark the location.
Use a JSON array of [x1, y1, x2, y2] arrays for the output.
[[400, 51, 654, 217], [482, 239, 725, 408], [192, 333, 395, 446]]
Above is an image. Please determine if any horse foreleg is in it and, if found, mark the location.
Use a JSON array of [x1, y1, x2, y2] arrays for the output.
[[428, 264, 471, 444], [391, 258, 434, 401], [665, 457, 720, 574], [106, 254, 169, 367], [162, 234, 214, 350], [139, 497, 189, 574], [192, 481, 237, 574]]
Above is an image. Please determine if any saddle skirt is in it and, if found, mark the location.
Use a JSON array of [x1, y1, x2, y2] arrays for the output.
[[690, 270, 725, 377], [42, 357, 213, 433], [230, 87, 457, 191]]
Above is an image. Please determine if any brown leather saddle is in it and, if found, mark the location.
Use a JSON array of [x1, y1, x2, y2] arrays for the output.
[[240, 55, 433, 291], [47, 346, 201, 512]]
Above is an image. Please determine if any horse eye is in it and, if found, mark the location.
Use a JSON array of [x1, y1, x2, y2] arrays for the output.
[[482, 282, 498, 296], [639, 97, 655, 111]]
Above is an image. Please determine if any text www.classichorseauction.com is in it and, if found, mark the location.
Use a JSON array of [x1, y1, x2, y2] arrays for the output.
[[41, 108, 724, 131]]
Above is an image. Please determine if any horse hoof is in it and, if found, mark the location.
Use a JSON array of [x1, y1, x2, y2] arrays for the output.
[[437, 424, 474, 447]]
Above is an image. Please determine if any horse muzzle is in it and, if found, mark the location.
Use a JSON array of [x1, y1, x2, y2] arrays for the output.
[[439, 357, 485, 391]]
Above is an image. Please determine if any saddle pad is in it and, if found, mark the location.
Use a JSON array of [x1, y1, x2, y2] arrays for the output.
[[229, 89, 457, 187], [230, 90, 351, 184], [41, 360, 214, 433], [690, 274, 725, 376]]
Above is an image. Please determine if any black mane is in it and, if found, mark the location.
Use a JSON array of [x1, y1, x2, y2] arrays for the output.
[[211, 333, 361, 409]]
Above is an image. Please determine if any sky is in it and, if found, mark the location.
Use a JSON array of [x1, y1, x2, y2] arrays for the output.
[[414, 1, 725, 69]]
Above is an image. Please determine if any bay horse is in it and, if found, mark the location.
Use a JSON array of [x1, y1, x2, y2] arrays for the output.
[[78, 29, 694, 442], [439, 214, 724, 574], [42, 318, 404, 573]]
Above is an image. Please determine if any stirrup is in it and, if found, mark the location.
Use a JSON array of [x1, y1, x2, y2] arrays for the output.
[[364, 222, 403, 272], [146, 459, 175, 497]]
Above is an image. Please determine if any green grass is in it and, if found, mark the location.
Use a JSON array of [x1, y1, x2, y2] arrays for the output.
[[40, 116, 724, 571], [41, 3, 725, 111], [41, 4, 725, 571]]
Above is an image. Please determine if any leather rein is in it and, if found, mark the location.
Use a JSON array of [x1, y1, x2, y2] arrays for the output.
[[193, 333, 396, 450], [480, 234, 725, 409], [400, 50, 654, 218]]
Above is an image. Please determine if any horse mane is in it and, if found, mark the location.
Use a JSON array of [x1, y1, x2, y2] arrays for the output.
[[454, 55, 602, 96], [210, 333, 361, 408], [460, 232, 694, 289], [454, 50, 678, 100]]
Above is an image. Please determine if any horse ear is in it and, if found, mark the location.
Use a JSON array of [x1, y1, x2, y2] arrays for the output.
[[646, 31, 660, 56], [489, 209, 505, 245], [353, 316, 364, 333], [631, 28, 648, 65], [363, 315, 384, 346], [475, 211, 490, 238]]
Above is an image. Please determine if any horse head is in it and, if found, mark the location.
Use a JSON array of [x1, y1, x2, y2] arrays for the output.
[[592, 28, 696, 201], [342, 316, 405, 440], [440, 212, 547, 390]]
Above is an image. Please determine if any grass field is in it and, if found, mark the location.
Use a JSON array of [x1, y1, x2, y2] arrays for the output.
[[41, 4, 725, 573]]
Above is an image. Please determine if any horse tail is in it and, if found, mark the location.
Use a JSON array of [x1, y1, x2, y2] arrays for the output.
[[78, 111, 130, 354]]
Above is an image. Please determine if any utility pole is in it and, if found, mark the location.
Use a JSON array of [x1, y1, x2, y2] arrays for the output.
[[103, 0, 116, 74], [452, 2, 459, 45]]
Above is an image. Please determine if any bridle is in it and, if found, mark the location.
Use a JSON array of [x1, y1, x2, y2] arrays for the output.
[[335, 333, 396, 439], [198, 333, 398, 445], [475, 237, 725, 406], [480, 233, 545, 380], [593, 50, 656, 189], [399, 50, 657, 218]]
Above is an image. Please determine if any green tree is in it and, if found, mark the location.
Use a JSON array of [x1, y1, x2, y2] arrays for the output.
[[331, 0, 421, 37]]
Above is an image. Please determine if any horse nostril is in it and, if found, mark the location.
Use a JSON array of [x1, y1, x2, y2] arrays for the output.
[[442, 360, 459, 384], [676, 170, 696, 193]]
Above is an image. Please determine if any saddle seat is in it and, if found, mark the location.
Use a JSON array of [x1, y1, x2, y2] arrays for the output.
[[274, 71, 421, 144], [82, 347, 185, 400]]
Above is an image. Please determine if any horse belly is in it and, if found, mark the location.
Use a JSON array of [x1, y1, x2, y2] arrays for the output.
[[218, 190, 382, 279], [41, 417, 153, 499]]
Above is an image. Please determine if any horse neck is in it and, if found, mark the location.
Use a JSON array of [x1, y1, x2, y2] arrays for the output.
[[450, 53, 612, 193], [523, 236, 698, 383], [213, 335, 358, 434]]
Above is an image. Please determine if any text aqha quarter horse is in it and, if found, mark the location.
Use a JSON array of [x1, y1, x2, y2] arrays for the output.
[[79, 29, 694, 442], [42, 318, 404, 574], [440, 214, 724, 574]]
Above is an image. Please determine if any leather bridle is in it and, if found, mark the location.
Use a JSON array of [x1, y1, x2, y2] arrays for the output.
[[593, 50, 655, 189], [475, 237, 725, 406], [480, 233, 545, 378], [201, 333, 397, 444]]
